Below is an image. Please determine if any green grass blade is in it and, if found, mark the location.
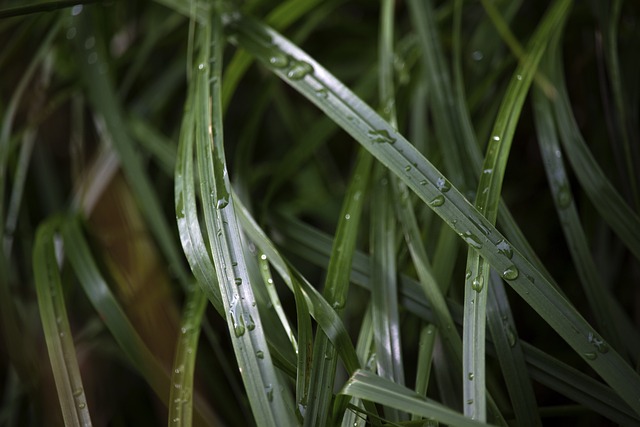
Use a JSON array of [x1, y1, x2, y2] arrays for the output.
[[412, 324, 437, 421], [462, 1, 571, 421], [341, 369, 492, 427], [304, 148, 373, 426], [547, 34, 640, 262], [485, 272, 541, 426], [33, 217, 93, 427], [189, 14, 295, 426], [168, 286, 208, 427], [532, 79, 627, 357]]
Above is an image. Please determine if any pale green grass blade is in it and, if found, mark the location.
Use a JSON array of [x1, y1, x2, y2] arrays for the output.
[[190, 14, 295, 426], [73, 10, 190, 287], [290, 258, 312, 421], [257, 252, 297, 351], [341, 370, 491, 427], [168, 286, 207, 427], [370, 164, 404, 421], [412, 324, 437, 421], [304, 148, 373, 426], [547, 35, 640, 261], [371, 4, 405, 414], [462, 1, 571, 421], [532, 80, 627, 357], [33, 217, 93, 427]]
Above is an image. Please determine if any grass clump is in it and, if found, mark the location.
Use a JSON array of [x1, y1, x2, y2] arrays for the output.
[[1, 0, 640, 425]]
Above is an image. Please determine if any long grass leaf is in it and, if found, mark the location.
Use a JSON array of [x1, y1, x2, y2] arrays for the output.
[[33, 217, 93, 427], [168, 286, 208, 427], [304, 148, 372, 426], [190, 14, 295, 426], [462, 1, 570, 421], [341, 369, 492, 427]]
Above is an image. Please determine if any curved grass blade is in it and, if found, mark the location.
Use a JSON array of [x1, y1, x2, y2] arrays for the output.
[[168, 286, 208, 427], [547, 34, 640, 262], [341, 370, 492, 427], [189, 14, 295, 426], [226, 14, 640, 415], [33, 217, 93, 427], [304, 148, 373, 427], [462, 1, 571, 421], [532, 78, 627, 357]]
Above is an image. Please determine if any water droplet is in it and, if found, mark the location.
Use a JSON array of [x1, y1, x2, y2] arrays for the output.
[[198, 63, 205, 70], [287, 59, 313, 80], [367, 129, 396, 144], [496, 239, 513, 259], [468, 372, 474, 380], [73, 388, 83, 397], [344, 213, 351, 220], [436, 177, 451, 192], [501, 265, 519, 281], [471, 50, 484, 61], [266, 384, 274, 401], [462, 231, 483, 249], [332, 300, 344, 310], [584, 352, 597, 360], [471, 276, 484, 292], [516, 74, 523, 81], [246, 315, 256, 331], [483, 168, 493, 175], [256, 350, 264, 359], [78, 402, 86, 409], [556, 187, 572, 209], [269, 53, 289, 68], [492, 135, 500, 141], [466, 399, 474, 405], [231, 307, 246, 337], [429, 195, 445, 207], [420, 180, 428, 185], [505, 324, 517, 347], [315, 88, 329, 98], [465, 269, 472, 280], [588, 332, 609, 353], [84, 37, 95, 50], [66, 27, 77, 40], [71, 4, 83, 15], [216, 197, 229, 209], [405, 165, 412, 172]]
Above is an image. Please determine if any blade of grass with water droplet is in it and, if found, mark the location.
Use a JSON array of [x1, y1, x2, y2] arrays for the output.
[[303, 148, 373, 426], [462, 1, 570, 421], [226, 14, 640, 415], [341, 369, 492, 427], [188, 14, 295, 426], [33, 217, 93, 427]]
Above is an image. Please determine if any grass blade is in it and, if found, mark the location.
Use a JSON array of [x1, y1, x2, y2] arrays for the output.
[[33, 217, 93, 427], [189, 13, 295, 426], [341, 369, 492, 427]]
